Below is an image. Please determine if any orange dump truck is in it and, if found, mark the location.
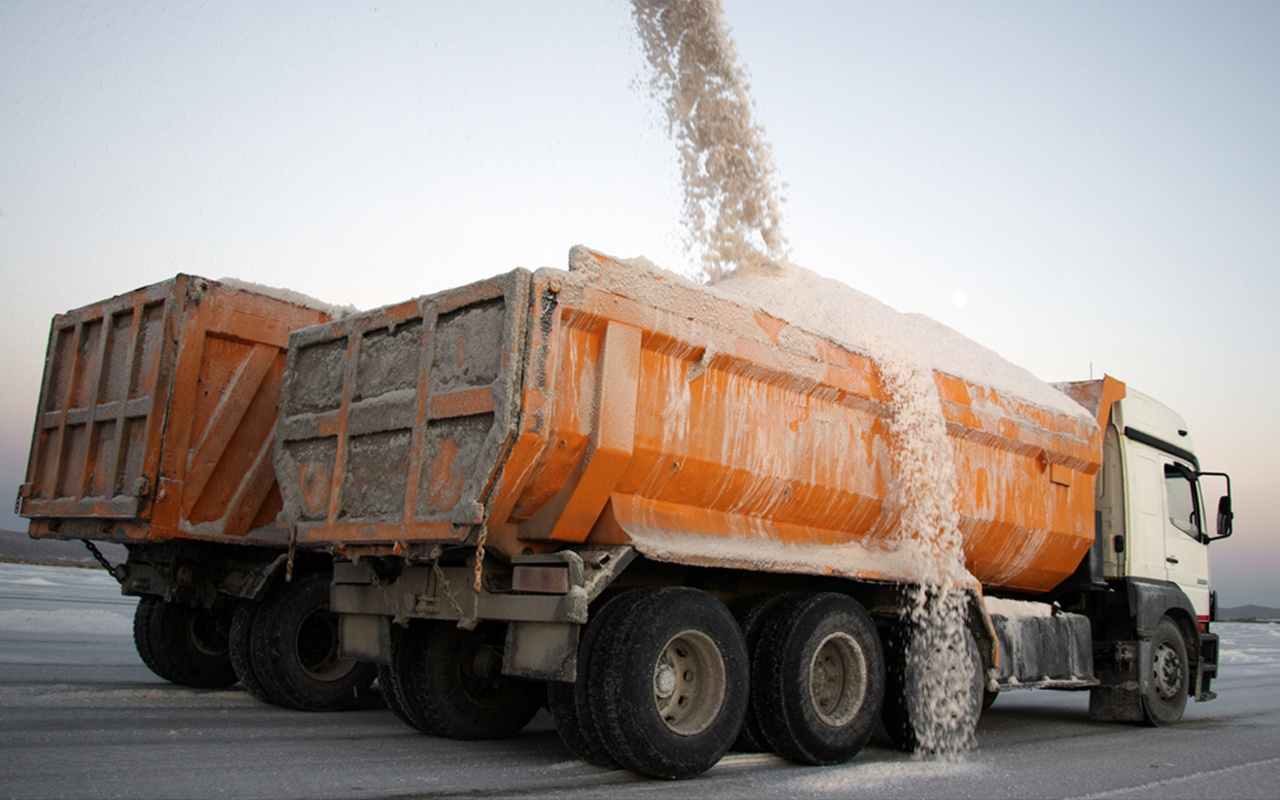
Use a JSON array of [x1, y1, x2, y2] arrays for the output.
[[275, 248, 1233, 777], [19, 275, 375, 710]]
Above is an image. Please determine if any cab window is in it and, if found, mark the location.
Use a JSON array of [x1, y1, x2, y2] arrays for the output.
[[1163, 463, 1201, 539]]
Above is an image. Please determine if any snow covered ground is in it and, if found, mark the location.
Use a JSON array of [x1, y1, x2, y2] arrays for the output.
[[2, 562, 1278, 799]]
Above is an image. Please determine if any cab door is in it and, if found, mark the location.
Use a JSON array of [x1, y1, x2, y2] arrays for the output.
[[1162, 460, 1211, 617]]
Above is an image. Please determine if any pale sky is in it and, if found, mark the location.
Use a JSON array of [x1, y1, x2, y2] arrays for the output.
[[2, 1, 1277, 606]]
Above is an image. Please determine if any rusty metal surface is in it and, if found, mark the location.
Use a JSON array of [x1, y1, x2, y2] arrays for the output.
[[21, 276, 333, 545], [275, 271, 531, 549]]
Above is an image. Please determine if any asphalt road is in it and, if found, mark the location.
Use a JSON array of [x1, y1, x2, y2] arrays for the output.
[[2, 562, 1278, 800]]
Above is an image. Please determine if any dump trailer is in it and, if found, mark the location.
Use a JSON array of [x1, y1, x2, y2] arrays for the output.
[[274, 247, 1233, 778], [18, 275, 377, 710]]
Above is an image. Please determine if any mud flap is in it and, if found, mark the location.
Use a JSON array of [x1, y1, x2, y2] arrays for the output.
[[504, 621, 579, 682], [339, 613, 392, 665], [1089, 640, 1145, 722], [1196, 631, 1219, 701]]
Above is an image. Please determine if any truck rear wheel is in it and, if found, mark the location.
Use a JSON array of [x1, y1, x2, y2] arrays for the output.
[[132, 596, 167, 681], [730, 592, 801, 753], [881, 620, 983, 754], [377, 663, 411, 726], [383, 622, 437, 733], [394, 620, 543, 740], [548, 589, 644, 766], [249, 572, 378, 712], [228, 600, 275, 704], [1141, 617, 1189, 726], [586, 587, 749, 779], [751, 593, 885, 765], [133, 596, 238, 688]]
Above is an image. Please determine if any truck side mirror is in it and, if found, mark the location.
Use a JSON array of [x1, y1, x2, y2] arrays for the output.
[[1215, 495, 1233, 540], [1197, 470, 1233, 542]]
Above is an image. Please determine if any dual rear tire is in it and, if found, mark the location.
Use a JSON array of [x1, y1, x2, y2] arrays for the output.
[[231, 572, 378, 712], [751, 593, 885, 765], [132, 595, 237, 688], [385, 619, 544, 740], [549, 588, 885, 779], [133, 574, 377, 711], [550, 587, 748, 779]]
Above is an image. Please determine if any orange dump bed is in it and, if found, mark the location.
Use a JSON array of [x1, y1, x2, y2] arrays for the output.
[[21, 276, 333, 546], [277, 250, 1102, 594]]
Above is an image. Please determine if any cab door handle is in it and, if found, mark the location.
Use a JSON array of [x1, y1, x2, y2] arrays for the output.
[[1166, 556, 1179, 564]]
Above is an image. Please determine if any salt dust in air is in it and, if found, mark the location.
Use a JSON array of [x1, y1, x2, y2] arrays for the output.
[[631, 0, 978, 756]]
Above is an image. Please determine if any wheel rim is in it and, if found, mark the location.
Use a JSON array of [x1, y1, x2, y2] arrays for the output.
[[186, 610, 229, 658], [809, 631, 867, 728], [1152, 640, 1184, 701], [455, 627, 522, 708], [295, 609, 352, 680], [651, 629, 726, 736]]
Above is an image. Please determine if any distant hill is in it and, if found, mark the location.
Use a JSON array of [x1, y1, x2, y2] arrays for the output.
[[0, 528, 127, 568], [1219, 604, 1280, 622]]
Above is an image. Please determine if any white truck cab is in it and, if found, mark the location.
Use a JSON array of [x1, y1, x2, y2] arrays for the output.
[[1103, 388, 1232, 619]]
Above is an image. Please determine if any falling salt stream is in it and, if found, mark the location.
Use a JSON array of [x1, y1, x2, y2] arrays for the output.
[[631, 0, 788, 281], [631, 0, 976, 754]]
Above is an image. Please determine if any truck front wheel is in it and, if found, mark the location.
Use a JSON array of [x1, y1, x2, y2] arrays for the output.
[[751, 593, 885, 765], [1141, 617, 1189, 726], [586, 587, 749, 779]]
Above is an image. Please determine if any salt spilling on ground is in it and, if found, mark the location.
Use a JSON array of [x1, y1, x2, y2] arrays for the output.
[[632, 0, 1094, 757], [715, 267, 978, 754]]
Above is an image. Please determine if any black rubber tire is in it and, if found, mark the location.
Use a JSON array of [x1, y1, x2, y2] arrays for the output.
[[394, 619, 543, 740], [982, 688, 998, 711], [377, 663, 411, 726], [587, 587, 749, 780], [1140, 616, 1189, 726], [751, 593, 885, 765], [249, 572, 378, 712], [731, 592, 804, 753], [384, 622, 436, 732], [548, 589, 645, 766], [228, 600, 276, 704], [137, 598, 238, 688], [881, 621, 984, 754], [132, 596, 170, 681]]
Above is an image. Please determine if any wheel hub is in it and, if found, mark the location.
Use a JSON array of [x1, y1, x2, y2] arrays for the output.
[[296, 609, 353, 680], [808, 632, 867, 727], [1152, 641, 1184, 701], [651, 630, 726, 736]]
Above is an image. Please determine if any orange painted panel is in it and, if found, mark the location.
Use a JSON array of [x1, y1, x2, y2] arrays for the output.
[[21, 276, 333, 546], [280, 249, 1102, 594]]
